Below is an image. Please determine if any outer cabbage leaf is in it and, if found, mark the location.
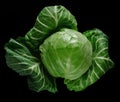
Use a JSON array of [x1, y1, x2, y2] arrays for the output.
[[25, 5, 78, 49], [40, 28, 92, 80], [4, 38, 57, 93], [64, 28, 114, 91]]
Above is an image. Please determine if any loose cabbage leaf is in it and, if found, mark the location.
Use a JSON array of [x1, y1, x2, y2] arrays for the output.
[[25, 5, 77, 49], [4, 38, 57, 93], [64, 29, 114, 91]]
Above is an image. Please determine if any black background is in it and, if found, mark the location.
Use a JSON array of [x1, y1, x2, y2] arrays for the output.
[[0, 0, 119, 101]]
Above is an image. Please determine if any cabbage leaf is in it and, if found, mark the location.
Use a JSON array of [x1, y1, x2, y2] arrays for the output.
[[4, 38, 57, 93], [64, 29, 114, 91], [25, 5, 77, 49]]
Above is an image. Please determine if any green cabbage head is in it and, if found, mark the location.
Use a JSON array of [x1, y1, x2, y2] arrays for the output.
[[4, 5, 114, 93], [40, 28, 92, 80]]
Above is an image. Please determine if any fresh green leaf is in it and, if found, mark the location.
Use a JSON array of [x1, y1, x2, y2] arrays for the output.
[[64, 29, 114, 91], [25, 5, 78, 49], [4, 38, 57, 93]]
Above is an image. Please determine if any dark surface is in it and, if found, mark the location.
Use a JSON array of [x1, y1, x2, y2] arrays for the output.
[[0, 0, 119, 101]]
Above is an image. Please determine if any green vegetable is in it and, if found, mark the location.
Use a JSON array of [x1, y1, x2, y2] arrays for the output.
[[4, 5, 114, 93], [40, 28, 92, 80]]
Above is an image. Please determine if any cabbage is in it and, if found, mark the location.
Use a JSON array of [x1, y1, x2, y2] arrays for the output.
[[4, 5, 114, 93], [40, 28, 92, 80]]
